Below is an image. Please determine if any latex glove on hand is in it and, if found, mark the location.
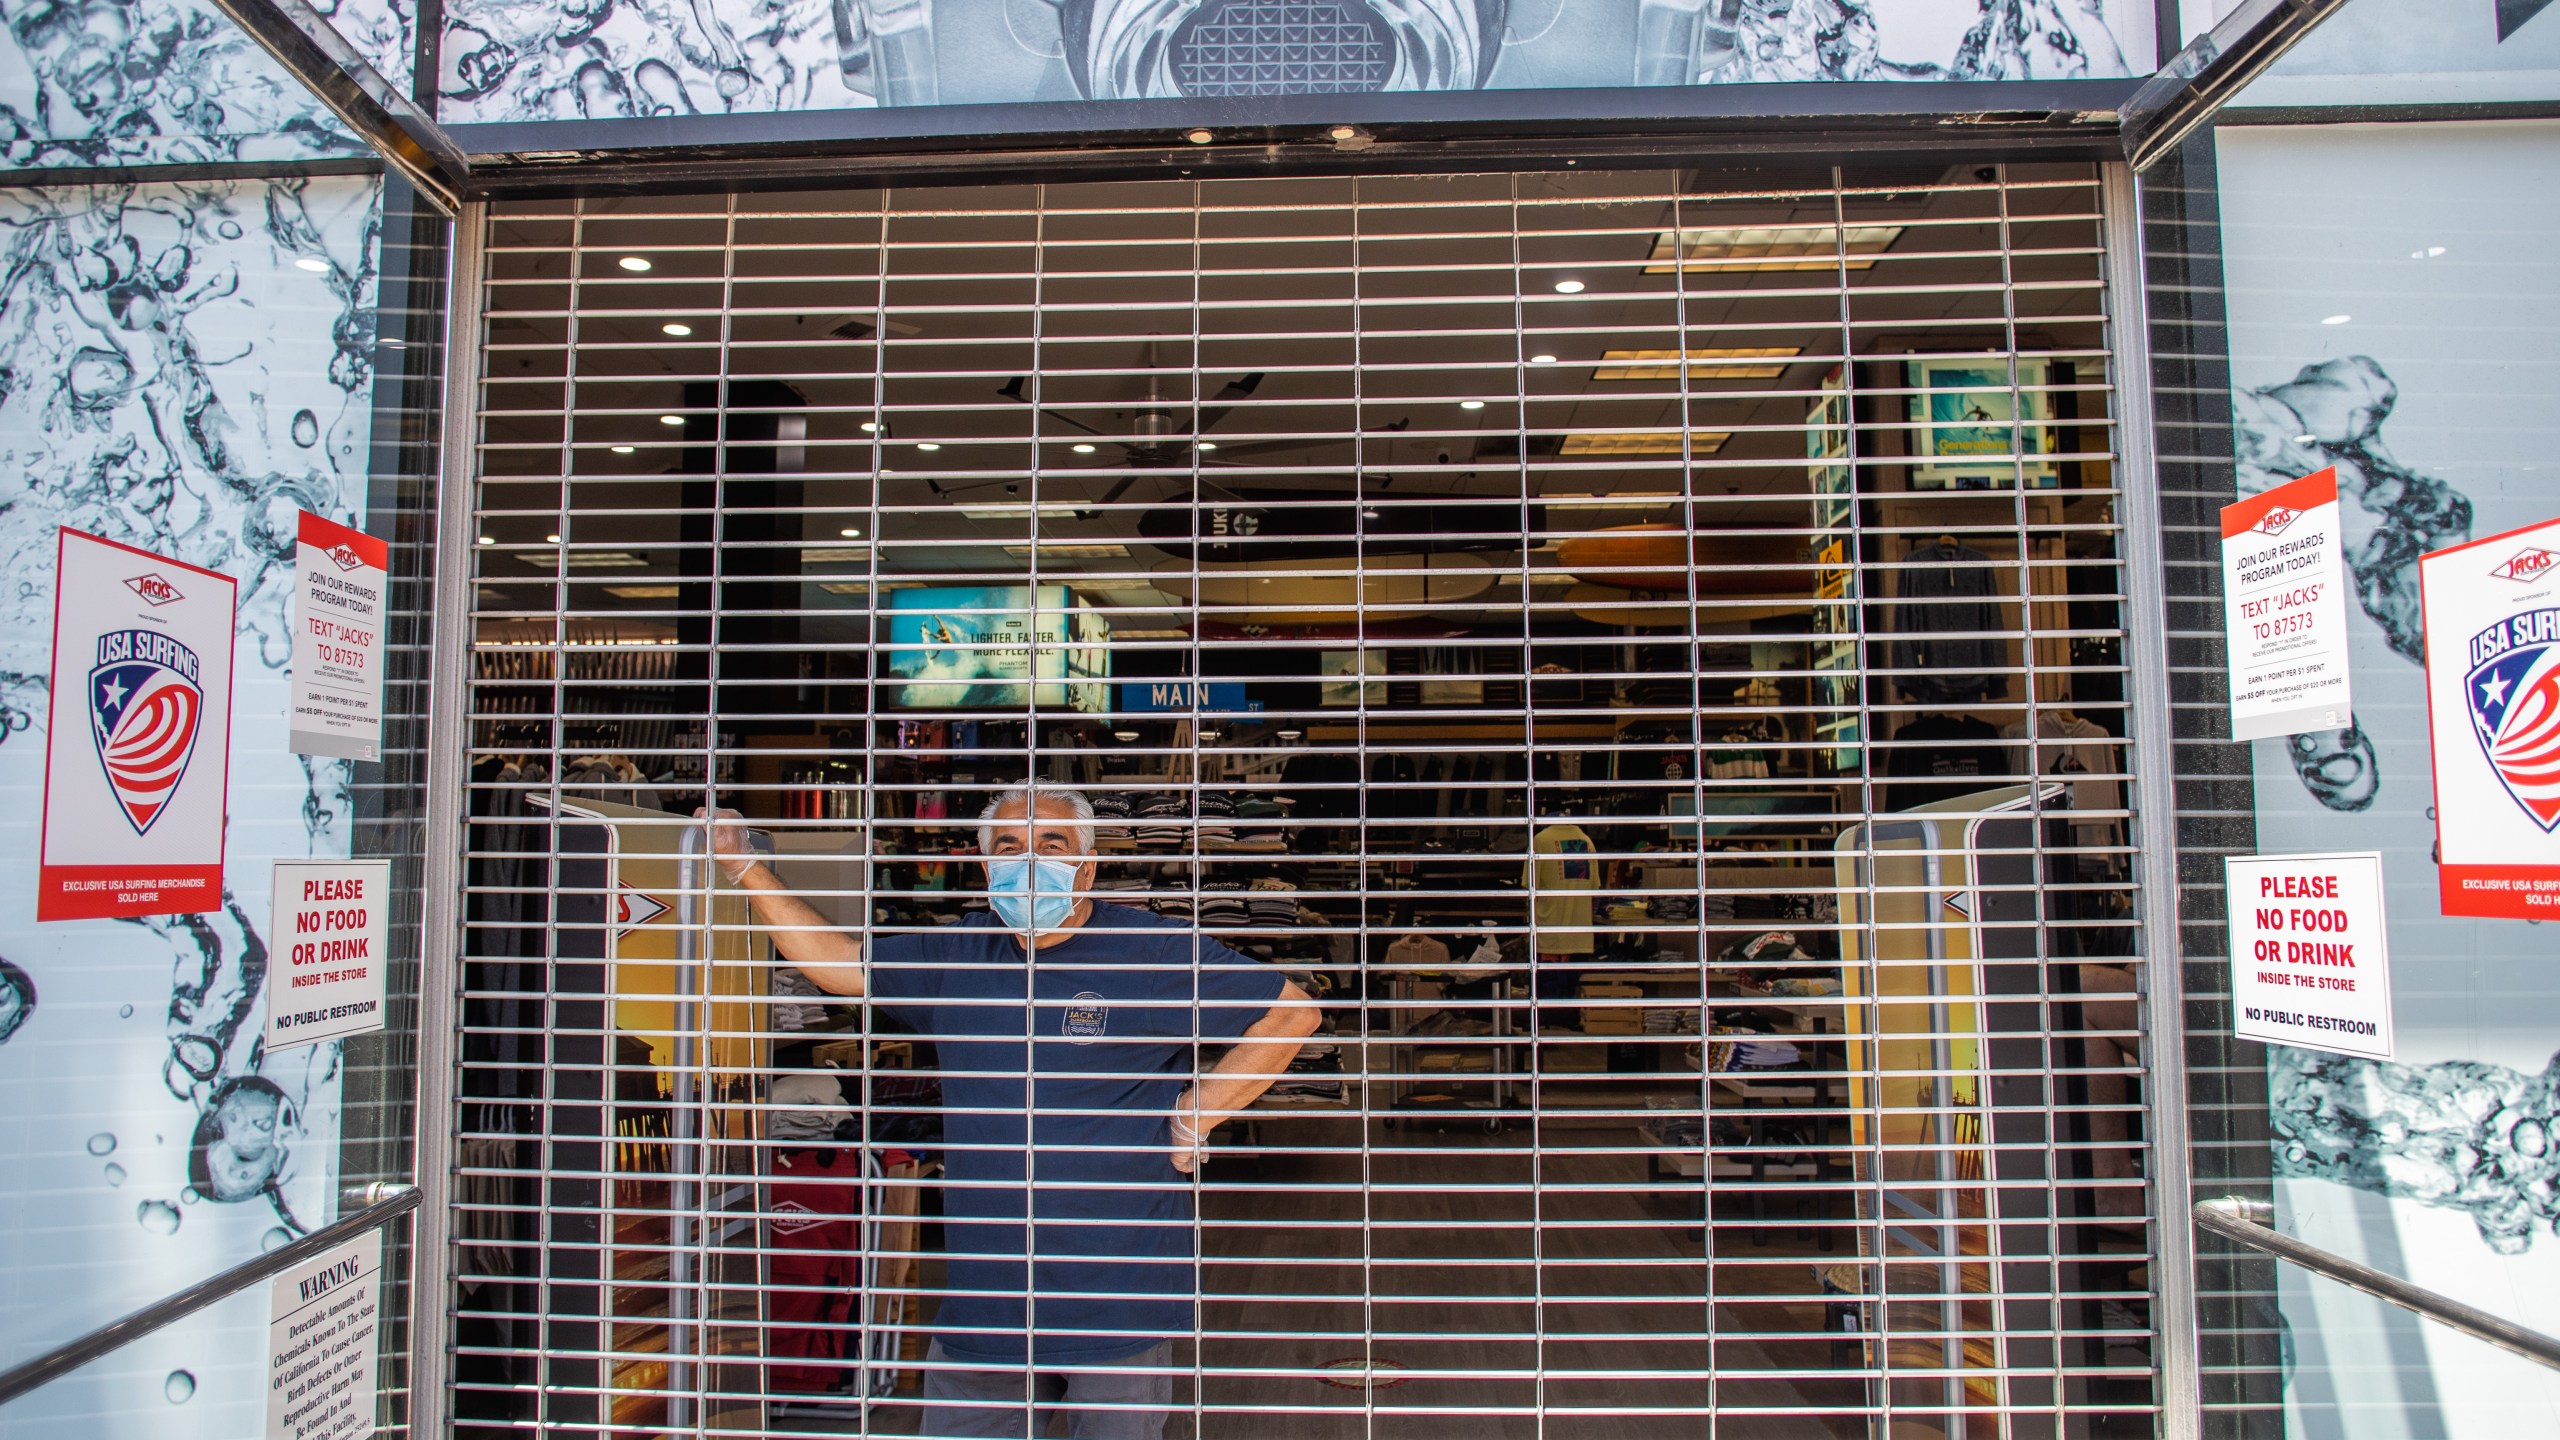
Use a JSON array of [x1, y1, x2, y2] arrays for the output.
[[1170, 1114, 1211, 1175], [692, 807, 761, 883]]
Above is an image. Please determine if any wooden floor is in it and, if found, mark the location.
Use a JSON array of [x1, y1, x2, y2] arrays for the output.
[[784, 1119, 1884, 1437]]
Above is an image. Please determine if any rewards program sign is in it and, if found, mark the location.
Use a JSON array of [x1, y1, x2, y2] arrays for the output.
[[38, 529, 236, 921], [2221, 468, 2353, 742], [2422, 516, 2560, 918]]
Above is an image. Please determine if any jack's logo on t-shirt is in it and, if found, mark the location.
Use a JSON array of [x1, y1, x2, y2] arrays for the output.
[[1063, 991, 1108, 1043]]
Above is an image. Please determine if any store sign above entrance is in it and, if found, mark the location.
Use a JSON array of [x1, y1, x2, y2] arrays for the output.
[[433, 0, 2154, 129]]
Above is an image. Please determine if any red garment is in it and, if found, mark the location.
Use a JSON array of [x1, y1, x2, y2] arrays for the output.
[[768, 1148, 863, 1392]]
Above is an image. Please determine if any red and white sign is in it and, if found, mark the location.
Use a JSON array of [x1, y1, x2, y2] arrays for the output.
[[264, 860, 389, 1050], [2420, 514, 2560, 918], [288, 510, 389, 762], [38, 528, 236, 921], [2226, 851, 2393, 1060], [2222, 468, 2355, 742]]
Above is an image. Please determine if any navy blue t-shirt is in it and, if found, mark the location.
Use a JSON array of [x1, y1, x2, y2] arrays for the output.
[[867, 903, 1289, 1363]]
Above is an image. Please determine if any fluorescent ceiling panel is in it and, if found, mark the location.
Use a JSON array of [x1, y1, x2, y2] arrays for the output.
[[1644, 225, 1900, 273], [1558, 432, 1729, 455], [1591, 347, 1802, 380], [516, 550, 649, 568]]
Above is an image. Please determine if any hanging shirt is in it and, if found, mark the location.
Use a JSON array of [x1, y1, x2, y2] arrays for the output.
[[865, 904, 1287, 1365], [1527, 823, 1599, 955], [2001, 713, 2122, 845]]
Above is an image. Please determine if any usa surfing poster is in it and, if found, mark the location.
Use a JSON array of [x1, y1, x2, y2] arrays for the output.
[[2421, 516, 2560, 919], [37, 528, 237, 922]]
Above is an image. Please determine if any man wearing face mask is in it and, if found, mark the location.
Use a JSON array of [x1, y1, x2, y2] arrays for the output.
[[698, 784, 1318, 1439]]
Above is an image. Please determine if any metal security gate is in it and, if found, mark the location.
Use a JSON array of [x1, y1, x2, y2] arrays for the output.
[[450, 165, 2158, 1438]]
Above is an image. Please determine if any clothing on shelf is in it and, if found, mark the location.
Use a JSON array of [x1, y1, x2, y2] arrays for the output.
[[771, 967, 838, 1033], [1384, 934, 1451, 971], [1884, 713, 2005, 812], [1245, 877, 1299, 925], [769, 1072, 849, 1142], [1890, 540, 2008, 703]]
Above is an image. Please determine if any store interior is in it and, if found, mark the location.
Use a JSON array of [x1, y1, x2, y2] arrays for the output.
[[457, 163, 2152, 1438]]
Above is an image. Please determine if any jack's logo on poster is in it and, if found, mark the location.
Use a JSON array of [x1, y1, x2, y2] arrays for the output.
[[2422, 516, 2560, 918], [38, 528, 236, 922], [2463, 609, 2560, 831], [87, 628, 207, 836]]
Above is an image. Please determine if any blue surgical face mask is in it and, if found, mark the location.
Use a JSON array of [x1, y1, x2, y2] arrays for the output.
[[985, 855, 1082, 934]]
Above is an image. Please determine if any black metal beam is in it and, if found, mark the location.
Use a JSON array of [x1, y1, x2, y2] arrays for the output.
[[198, 0, 471, 213], [447, 80, 2135, 201], [2119, 0, 2353, 172]]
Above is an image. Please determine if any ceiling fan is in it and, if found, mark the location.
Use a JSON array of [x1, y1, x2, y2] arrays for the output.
[[997, 336, 1283, 470]]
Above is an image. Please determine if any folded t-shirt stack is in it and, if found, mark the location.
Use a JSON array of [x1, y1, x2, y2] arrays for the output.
[[1246, 877, 1299, 925], [1132, 793, 1189, 850], [1196, 791, 1236, 844], [1089, 790, 1133, 839], [1195, 880, 1251, 927]]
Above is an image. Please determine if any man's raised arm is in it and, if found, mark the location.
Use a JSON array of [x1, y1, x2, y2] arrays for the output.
[[695, 807, 866, 998]]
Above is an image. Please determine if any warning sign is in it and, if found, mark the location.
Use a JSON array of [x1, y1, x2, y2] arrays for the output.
[[2225, 851, 2393, 1060], [264, 860, 389, 1051], [265, 1229, 380, 1440]]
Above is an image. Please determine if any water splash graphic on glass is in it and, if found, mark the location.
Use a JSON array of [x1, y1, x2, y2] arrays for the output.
[[2234, 356, 2477, 811], [136, 1199, 182, 1235], [163, 1369, 195, 1403], [2272, 1045, 2560, 1255]]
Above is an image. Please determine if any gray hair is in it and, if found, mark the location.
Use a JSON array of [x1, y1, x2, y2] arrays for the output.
[[977, 784, 1095, 853]]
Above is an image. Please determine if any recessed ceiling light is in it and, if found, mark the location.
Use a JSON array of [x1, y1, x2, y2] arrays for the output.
[[861, 421, 880, 432], [1196, 729, 1220, 741], [840, 526, 863, 538], [618, 256, 651, 272], [659, 414, 684, 425], [2321, 314, 2352, 325], [610, 444, 635, 453], [1360, 507, 1381, 520], [1530, 354, 1559, 365], [1459, 399, 1486, 411], [1072, 443, 1097, 453], [662, 323, 692, 337], [1197, 441, 1217, 451], [1185, 128, 1214, 144], [1328, 125, 1358, 141], [916, 442, 941, 451], [545, 533, 563, 543], [293, 257, 329, 273], [477, 535, 494, 545], [1277, 728, 1303, 740], [1553, 279, 1585, 294], [1113, 729, 1140, 741]]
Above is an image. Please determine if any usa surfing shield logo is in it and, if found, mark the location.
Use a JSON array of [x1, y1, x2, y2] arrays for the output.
[[89, 628, 206, 837], [2467, 615, 2560, 832]]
